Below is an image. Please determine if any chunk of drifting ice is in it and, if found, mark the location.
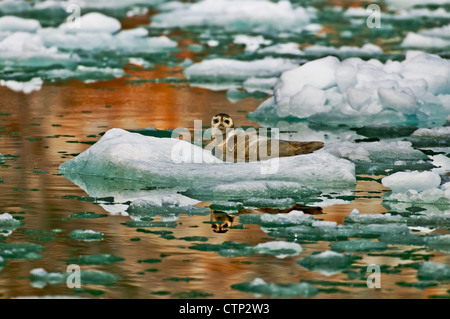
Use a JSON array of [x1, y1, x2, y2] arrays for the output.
[[40, 26, 177, 54], [59, 12, 121, 34], [382, 171, 441, 193], [274, 56, 340, 106], [126, 198, 210, 219], [323, 140, 430, 174], [409, 127, 450, 147], [401, 32, 450, 49], [0, 16, 41, 32], [0, 213, 24, 236], [417, 262, 450, 281], [184, 180, 319, 202], [330, 239, 388, 252], [304, 43, 383, 58], [151, 0, 316, 33], [231, 278, 318, 297], [59, 128, 356, 190], [297, 251, 360, 276], [239, 210, 314, 227], [0, 77, 43, 94], [401, 53, 450, 95], [257, 43, 303, 56], [70, 229, 105, 242], [251, 53, 450, 125], [184, 57, 298, 84], [254, 241, 302, 259], [233, 34, 271, 52]]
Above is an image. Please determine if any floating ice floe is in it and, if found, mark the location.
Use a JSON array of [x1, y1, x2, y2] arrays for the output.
[[0, 13, 177, 90], [0, 16, 41, 32], [70, 229, 105, 242], [29, 267, 119, 288], [408, 126, 450, 147], [417, 262, 450, 281], [59, 128, 356, 191], [183, 57, 298, 91], [303, 43, 383, 58], [381, 170, 450, 206], [231, 278, 318, 297], [0, 77, 43, 94], [0, 213, 24, 236], [402, 32, 450, 50], [234, 34, 272, 52], [401, 23, 450, 49], [257, 43, 304, 57], [384, 0, 450, 10], [345, 7, 450, 20], [323, 140, 431, 174], [346, 208, 450, 233], [183, 181, 320, 203], [297, 250, 360, 276], [151, 0, 317, 33], [190, 241, 303, 259], [250, 52, 450, 126], [382, 171, 441, 193]]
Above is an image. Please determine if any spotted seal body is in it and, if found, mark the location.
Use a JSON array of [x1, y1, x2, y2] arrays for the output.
[[208, 113, 324, 162]]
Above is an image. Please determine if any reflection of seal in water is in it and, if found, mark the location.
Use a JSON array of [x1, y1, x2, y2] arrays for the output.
[[207, 113, 324, 162], [210, 205, 323, 233]]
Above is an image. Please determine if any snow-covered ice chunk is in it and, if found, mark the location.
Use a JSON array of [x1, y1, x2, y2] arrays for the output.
[[183, 181, 320, 202], [234, 34, 271, 52], [382, 171, 441, 193], [297, 251, 360, 276], [402, 32, 450, 49], [0, 16, 41, 32], [231, 278, 318, 297], [304, 43, 383, 58], [251, 53, 450, 126], [323, 140, 430, 174], [59, 128, 356, 190], [0, 213, 24, 236], [239, 210, 315, 227], [254, 241, 302, 259], [417, 262, 450, 281], [0, 77, 43, 94], [126, 198, 210, 220], [70, 229, 105, 242], [183, 57, 298, 89], [151, 0, 317, 33], [330, 239, 388, 252], [59, 12, 121, 33], [409, 126, 450, 147]]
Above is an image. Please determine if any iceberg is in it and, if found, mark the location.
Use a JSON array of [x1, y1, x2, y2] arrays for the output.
[[250, 53, 450, 126], [59, 128, 356, 190], [151, 0, 317, 33]]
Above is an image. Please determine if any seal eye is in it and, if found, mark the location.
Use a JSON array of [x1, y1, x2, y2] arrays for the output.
[[224, 119, 230, 125], [213, 119, 219, 124]]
